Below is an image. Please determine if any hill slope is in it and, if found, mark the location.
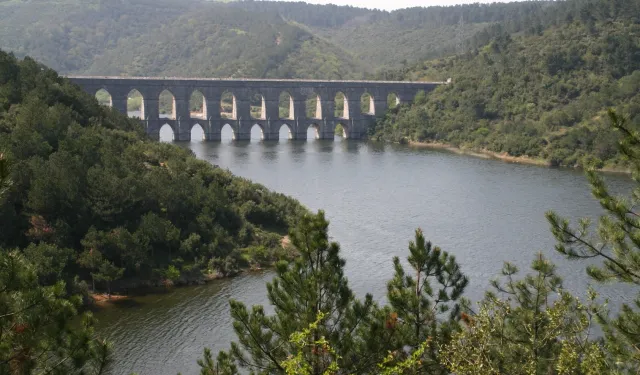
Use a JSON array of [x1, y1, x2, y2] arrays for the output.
[[371, 0, 640, 169]]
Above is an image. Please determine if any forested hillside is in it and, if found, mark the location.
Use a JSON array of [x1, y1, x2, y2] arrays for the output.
[[0, 0, 579, 77], [0, 50, 306, 295], [372, 0, 640, 169]]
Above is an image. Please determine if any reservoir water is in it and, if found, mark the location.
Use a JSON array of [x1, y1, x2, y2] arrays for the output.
[[95, 126, 635, 375]]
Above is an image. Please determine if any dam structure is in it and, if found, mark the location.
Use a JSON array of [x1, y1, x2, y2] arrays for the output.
[[69, 76, 443, 141]]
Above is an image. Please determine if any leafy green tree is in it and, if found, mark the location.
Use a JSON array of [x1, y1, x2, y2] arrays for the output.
[[0, 251, 112, 374], [386, 228, 468, 373], [210, 210, 381, 374], [547, 111, 640, 372]]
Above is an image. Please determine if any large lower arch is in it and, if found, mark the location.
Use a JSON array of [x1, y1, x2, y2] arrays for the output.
[[159, 90, 176, 119], [95, 89, 112, 107], [191, 123, 205, 142], [307, 123, 320, 140], [190, 90, 207, 119], [221, 123, 236, 141], [334, 91, 349, 119], [159, 124, 174, 142], [278, 123, 294, 140], [361, 92, 374, 115], [279, 91, 294, 120], [250, 124, 265, 141], [336, 123, 349, 139], [127, 89, 145, 118], [221, 91, 236, 120]]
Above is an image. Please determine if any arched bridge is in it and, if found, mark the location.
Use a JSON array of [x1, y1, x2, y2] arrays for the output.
[[68, 76, 443, 141]]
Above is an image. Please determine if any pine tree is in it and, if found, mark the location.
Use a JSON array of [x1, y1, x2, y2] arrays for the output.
[[442, 254, 608, 375], [547, 110, 640, 372], [208, 210, 381, 375], [0, 152, 11, 200], [0, 251, 112, 374], [386, 228, 468, 374]]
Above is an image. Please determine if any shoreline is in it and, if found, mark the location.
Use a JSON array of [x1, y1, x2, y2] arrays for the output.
[[407, 140, 631, 174], [89, 235, 292, 307]]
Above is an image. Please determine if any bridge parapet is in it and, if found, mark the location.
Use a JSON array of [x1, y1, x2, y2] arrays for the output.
[[68, 76, 444, 141]]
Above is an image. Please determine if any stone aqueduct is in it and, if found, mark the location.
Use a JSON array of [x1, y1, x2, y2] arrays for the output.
[[69, 76, 442, 141]]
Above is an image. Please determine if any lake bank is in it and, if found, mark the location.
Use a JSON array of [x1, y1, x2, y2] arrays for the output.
[[407, 140, 630, 174]]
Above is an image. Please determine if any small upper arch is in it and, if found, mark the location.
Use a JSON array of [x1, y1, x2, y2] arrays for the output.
[[95, 88, 112, 107], [190, 90, 207, 119]]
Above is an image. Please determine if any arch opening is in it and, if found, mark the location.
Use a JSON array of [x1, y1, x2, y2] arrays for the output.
[[307, 124, 320, 140], [387, 92, 400, 109], [95, 89, 112, 107], [190, 90, 207, 119], [250, 93, 266, 120], [334, 92, 349, 119], [361, 92, 374, 115], [221, 124, 235, 142], [336, 123, 349, 139], [159, 90, 176, 120], [220, 91, 236, 120], [250, 124, 264, 142], [279, 124, 293, 140], [279, 92, 294, 120], [305, 93, 322, 119], [159, 124, 174, 143], [127, 89, 144, 118], [191, 123, 205, 142]]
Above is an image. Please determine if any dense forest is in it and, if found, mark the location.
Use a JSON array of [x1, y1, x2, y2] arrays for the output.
[[0, 49, 306, 298], [372, 0, 640, 169]]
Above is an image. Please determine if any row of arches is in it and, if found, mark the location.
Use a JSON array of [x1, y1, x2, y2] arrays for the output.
[[95, 89, 401, 120], [158, 123, 348, 142]]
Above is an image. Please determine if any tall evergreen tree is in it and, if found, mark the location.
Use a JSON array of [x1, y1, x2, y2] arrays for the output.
[[386, 228, 468, 373], [207, 210, 382, 375], [547, 110, 640, 372]]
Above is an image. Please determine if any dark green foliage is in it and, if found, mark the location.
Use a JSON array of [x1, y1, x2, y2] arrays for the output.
[[385, 229, 468, 373], [547, 111, 640, 371], [0, 251, 112, 374], [217, 211, 385, 374], [373, 7, 640, 168], [0, 50, 306, 294]]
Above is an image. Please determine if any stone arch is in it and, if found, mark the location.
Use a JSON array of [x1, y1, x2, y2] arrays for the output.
[[95, 88, 112, 107], [278, 123, 294, 140], [159, 123, 174, 142], [159, 89, 176, 120], [220, 91, 237, 120], [334, 91, 349, 119], [189, 90, 207, 119], [307, 123, 321, 140], [387, 92, 400, 109], [249, 92, 266, 120], [305, 92, 322, 119], [250, 123, 265, 141], [221, 123, 236, 141], [336, 122, 349, 139], [127, 89, 145, 118], [191, 123, 205, 142], [360, 92, 374, 115], [279, 91, 294, 120]]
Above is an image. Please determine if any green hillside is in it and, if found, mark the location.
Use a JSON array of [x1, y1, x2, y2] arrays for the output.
[[371, 0, 640, 169], [0, 0, 574, 78]]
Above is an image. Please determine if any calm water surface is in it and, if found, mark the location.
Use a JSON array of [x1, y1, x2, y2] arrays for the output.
[[95, 126, 635, 374]]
